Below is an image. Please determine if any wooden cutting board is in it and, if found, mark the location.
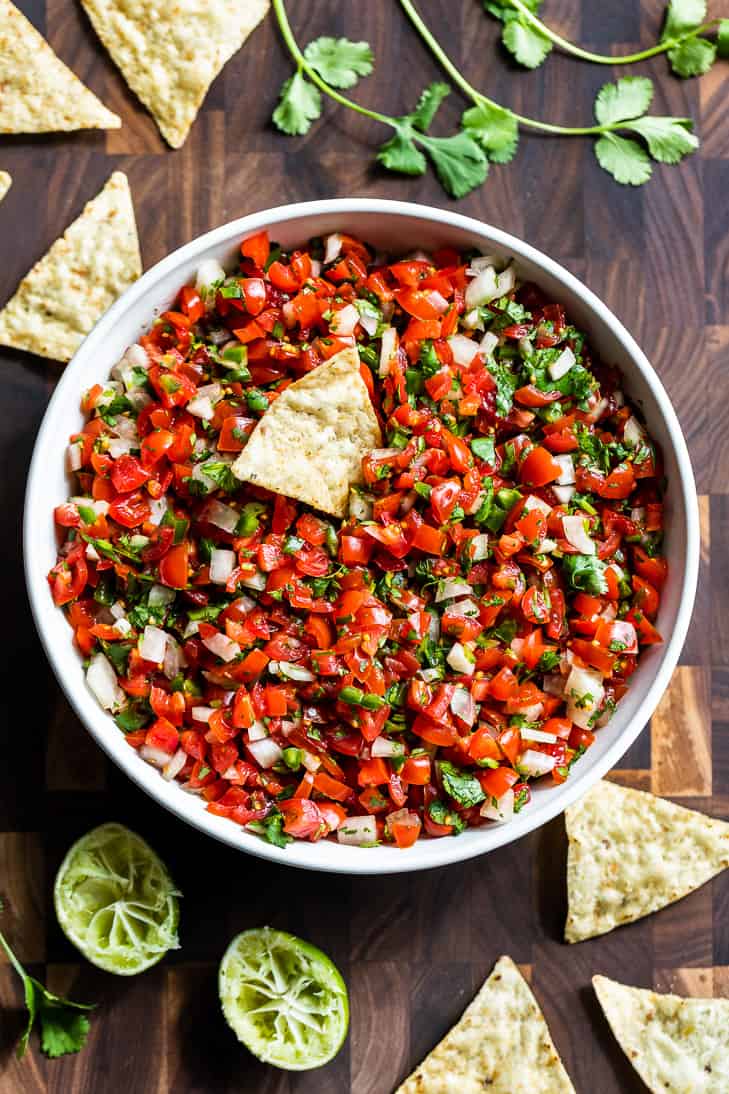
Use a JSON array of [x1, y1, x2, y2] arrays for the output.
[[0, 1, 725, 1090]]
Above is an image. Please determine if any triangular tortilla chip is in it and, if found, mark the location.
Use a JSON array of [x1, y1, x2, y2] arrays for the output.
[[232, 346, 381, 518], [593, 975, 729, 1094], [396, 955, 575, 1094], [0, 172, 10, 203], [0, 172, 141, 362], [0, 0, 120, 133], [80, 0, 269, 148], [565, 780, 729, 943]]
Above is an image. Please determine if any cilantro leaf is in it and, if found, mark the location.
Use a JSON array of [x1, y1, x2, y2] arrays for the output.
[[0, 925, 94, 1059], [427, 799, 467, 833], [625, 116, 698, 163], [485, 0, 542, 20], [439, 762, 486, 808], [303, 37, 374, 89], [562, 553, 608, 596], [661, 0, 707, 41], [461, 101, 520, 164], [416, 131, 489, 198], [273, 70, 322, 136], [247, 811, 292, 849], [718, 19, 729, 58], [595, 133, 652, 186], [410, 82, 451, 131], [667, 36, 716, 77], [594, 77, 653, 125], [377, 124, 427, 175], [502, 18, 552, 68]]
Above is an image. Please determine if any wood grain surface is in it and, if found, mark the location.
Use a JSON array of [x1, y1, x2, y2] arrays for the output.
[[0, 1, 727, 1091]]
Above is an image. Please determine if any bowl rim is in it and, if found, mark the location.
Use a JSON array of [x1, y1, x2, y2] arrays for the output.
[[24, 197, 700, 875]]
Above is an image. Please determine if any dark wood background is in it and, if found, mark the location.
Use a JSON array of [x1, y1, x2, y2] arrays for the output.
[[1, 1, 726, 1090]]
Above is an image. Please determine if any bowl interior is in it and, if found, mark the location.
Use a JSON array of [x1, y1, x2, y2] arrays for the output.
[[24, 201, 699, 874]]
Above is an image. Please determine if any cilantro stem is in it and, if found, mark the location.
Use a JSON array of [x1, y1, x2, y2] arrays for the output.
[[272, 0, 392, 126], [504, 0, 719, 65], [397, 0, 651, 136]]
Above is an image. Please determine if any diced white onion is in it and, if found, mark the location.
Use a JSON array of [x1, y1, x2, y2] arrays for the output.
[[140, 745, 172, 768], [203, 499, 239, 533], [337, 815, 377, 846], [86, 652, 125, 712], [108, 437, 134, 459], [196, 259, 226, 296], [518, 336, 533, 358], [187, 395, 214, 420], [471, 533, 489, 561], [330, 303, 360, 336], [110, 600, 126, 620], [192, 706, 215, 724], [139, 624, 168, 664], [520, 727, 558, 744], [462, 308, 483, 331], [518, 749, 557, 777], [149, 584, 176, 608], [114, 618, 133, 638], [548, 346, 575, 381], [184, 619, 200, 638], [202, 632, 241, 662], [450, 687, 476, 726], [426, 290, 449, 315], [379, 327, 398, 377], [371, 737, 405, 758], [324, 233, 343, 263], [248, 737, 284, 769], [125, 343, 150, 369], [66, 441, 83, 472], [248, 720, 269, 742], [552, 484, 576, 505], [419, 667, 442, 683], [163, 635, 186, 680], [446, 642, 475, 676], [562, 514, 595, 555], [356, 301, 380, 337], [210, 548, 236, 585], [436, 577, 474, 603], [630, 507, 646, 523], [553, 454, 575, 486], [270, 660, 315, 682], [495, 264, 516, 297], [301, 750, 321, 773], [240, 569, 267, 592], [565, 664, 605, 728], [162, 748, 187, 781], [447, 598, 479, 619], [448, 333, 480, 368], [465, 266, 499, 310], [478, 331, 499, 358], [427, 612, 441, 643], [85, 544, 100, 562], [542, 674, 565, 697], [623, 415, 646, 448], [523, 494, 552, 516], [481, 787, 514, 822], [520, 702, 545, 721], [467, 255, 500, 275], [148, 496, 168, 526]]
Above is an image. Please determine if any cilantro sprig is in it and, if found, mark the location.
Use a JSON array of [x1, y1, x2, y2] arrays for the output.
[[272, 0, 704, 195], [0, 918, 94, 1059], [486, 0, 728, 79]]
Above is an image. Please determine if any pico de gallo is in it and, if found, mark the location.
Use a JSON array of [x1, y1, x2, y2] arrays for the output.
[[49, 230, 666, 850]]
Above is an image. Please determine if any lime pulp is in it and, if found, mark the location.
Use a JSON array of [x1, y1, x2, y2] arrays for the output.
[[219, 927, 349, 1070], [53, 822, 181, 976]]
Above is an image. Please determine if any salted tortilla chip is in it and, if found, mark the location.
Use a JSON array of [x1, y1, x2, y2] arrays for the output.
[[565, 779, 729, 943], [0, 0, 120, 133], [0, 172, 141, 362], [396, 955, 575, 1094], [232, 347, 381, 518], [594, 975, 729, 1094], [80, 0, 269, 148], [0, 172, 10, 203]]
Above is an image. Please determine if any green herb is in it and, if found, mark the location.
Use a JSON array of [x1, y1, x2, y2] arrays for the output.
[[513, 785, 530, 812], [470, 435, 496, 463], [439, 762, 486, 808], [488, 360, 519, 418], [537, 649, 561, 672], [236, 502, 267, 537], [115, 702, 152, 734], [99, 640, 133, 676], [563, 553, 608, 596], [427, 800, 467, 833], [247, 811, 292, 848], [0, 919, 94, 1058], [200, 461, 237, 494]]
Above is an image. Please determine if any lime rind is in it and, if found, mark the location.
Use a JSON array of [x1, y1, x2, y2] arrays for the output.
[[54, 822, 181, 976], [219, 927, 349, 1071]]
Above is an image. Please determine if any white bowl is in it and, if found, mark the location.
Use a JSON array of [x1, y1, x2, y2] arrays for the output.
[[24, 199, 699, 875]]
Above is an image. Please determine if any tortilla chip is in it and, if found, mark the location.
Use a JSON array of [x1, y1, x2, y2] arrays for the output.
[[232, 347, 381, 518], [395, 955, 575, 1094], [80, 0, 269, 148], [0, 172, 141, 362], [0, 0, 120, 133], [593, 975, 729, 1094], [565, 780, 729, 943], [0, 172, 10, 203]]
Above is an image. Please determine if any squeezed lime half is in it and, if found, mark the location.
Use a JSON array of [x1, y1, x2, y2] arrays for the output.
[[54, 822, 181, 975], [219, 927, 349, 1070]]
